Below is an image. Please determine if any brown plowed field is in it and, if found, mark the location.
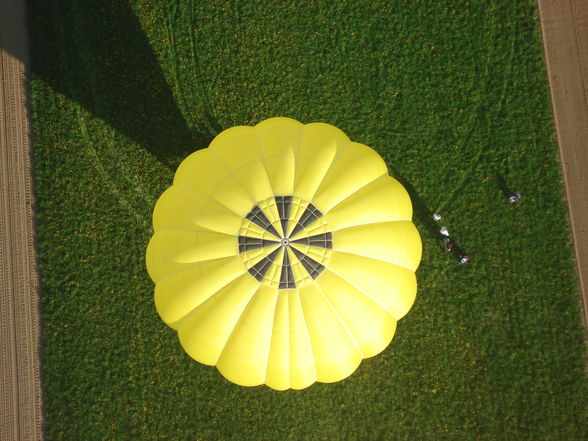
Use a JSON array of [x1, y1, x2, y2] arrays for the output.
[[538, 0, 588, 330], [0, 0, 43, 440]]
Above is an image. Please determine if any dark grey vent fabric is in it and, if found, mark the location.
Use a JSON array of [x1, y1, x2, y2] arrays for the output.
[[238, 236, 280, 253], [289, 247, 326, 280], [248, 247, 282, 281], [289, 203, 322, 238], [242, 198, 330, 288], [291, 232, 332, 249], [275, 196, 293, 237], [246, 206, 281, 238], [279, 249, 296, 289]]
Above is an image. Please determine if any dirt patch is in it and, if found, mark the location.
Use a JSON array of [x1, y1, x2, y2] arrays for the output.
[[0, 0, 44, 440], [538, 0, 588, 331]]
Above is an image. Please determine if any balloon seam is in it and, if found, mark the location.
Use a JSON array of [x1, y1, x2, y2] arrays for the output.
[[209, 283, 260, 366], [295, 288, 318, 382], [288, 126, 307, 232], [153, 255, 239, 284], [306, 139, 352, 206], [314, 282, 364, 358], [324, 173, 388, 214], [262, 290, 284, 387], [322, 267, 399, 321], [330, 249, 417, 273], [154, 228, 241, 237], [215, 284, 265, 379], [254, 127, 278, 202], [171, 271, 251, 331], [328, 219, 412, 232], [172, 183, 248, 221], [209, 148, 258, 205]]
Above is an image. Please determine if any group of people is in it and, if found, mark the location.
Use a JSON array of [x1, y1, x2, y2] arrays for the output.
[[432, 215, 470, 264], [433, 192, 522, 265]]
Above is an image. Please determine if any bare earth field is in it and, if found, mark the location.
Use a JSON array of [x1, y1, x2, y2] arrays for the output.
[[0, 1, 586, 440], [538, 0, 588, 329], [0, 0, 43, 440]]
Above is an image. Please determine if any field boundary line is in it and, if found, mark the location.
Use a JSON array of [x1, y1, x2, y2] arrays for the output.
[[0, 0, 44, 440], [538, 0, 588, 331]]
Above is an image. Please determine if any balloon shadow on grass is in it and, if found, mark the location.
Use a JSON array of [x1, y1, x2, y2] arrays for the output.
[[27, 0, 218, 168]]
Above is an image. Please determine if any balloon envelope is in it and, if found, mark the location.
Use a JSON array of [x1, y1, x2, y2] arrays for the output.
[[146, 117, 422, 390]]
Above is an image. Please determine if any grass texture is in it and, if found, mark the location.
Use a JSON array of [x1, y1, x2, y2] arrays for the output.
[[28, 0, 587, 440]]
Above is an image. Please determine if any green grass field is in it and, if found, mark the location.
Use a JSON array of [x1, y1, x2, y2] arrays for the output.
[[28, 0, 587, 439]]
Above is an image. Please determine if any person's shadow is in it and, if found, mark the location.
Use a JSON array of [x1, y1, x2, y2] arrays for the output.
[[494, 169, 514, 200], [388, 166, 439, 238], [390, 165, 468, 259], [27, 0, 220, 168]]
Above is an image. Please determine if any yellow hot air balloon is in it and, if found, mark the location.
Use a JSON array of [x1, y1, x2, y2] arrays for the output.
[[146, 117, 422, 390]]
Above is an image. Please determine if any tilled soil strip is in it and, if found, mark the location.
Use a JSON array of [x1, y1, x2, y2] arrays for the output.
[[538, 0, 588, 330], [0, 0, 44, 440]]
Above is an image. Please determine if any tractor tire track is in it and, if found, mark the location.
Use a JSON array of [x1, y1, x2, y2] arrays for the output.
[[538, 0, 588, 332], [0, 0, 44, 440]]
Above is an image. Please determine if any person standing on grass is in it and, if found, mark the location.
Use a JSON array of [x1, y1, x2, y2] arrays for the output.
[[433, 214, 463, 258], [508, 192, 522, 203]]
